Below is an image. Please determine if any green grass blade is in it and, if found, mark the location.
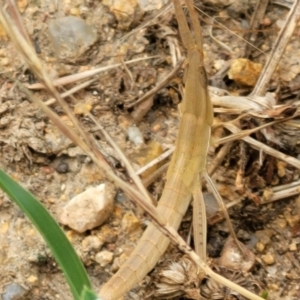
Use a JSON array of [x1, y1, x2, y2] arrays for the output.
[[80, 287, 100, 300], [0, 168, 93, 300]]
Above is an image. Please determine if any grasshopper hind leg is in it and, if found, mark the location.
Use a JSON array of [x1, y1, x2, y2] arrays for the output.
[[204, 172, 248, 256]]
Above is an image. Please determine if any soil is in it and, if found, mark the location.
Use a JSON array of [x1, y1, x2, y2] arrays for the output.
[[1, 0, 300, 299]]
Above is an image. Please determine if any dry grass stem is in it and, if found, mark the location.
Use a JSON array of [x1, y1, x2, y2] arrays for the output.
[[28, 56, 159, 90], [223, 122, 300, 169], [142, 163, 170, 189], [217, 115, 296, 145], [136, 146, 174, 175], [208, 17, 234, 54], [45, 78, 98, 106], [251, 0, 300, 96], [125, 59, 184, 108], [262, 181, 300, 203], [243, 0, 269, 57], [207, 142, 233, 176], [87, 113, 153, 205]]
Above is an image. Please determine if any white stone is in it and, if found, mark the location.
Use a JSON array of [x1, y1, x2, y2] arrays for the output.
[[60, 184, 114, 233], [82, 235, 103, 252], [218, 236, 255, 272], [128, 126, 143, 145], [95, 250, 114, 267]]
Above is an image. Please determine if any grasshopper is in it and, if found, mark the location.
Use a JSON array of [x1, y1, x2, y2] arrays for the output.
[[99, 0, 213, 299]]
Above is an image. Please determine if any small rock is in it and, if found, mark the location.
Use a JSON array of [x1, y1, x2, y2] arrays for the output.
[[106, 243, 117, 252], [55, 161, 69, 173], [104, 0, 140, 30], [276, 245, 288, 255], [237, 229, 251, 241], [267, 283, 279, 291], [261, 253, 275, 265], [228, 58, 262, 86], [204, 193, 218, 218], [138, 0, 166, 11], [81, 253, 94, 267], [1, 283, 27, 300], [69, 7, 80, 16], [255, 229, 274, 245], [74, 102, 93, 115], [98, 224, 118, 243], [60, 184, 114, 233], [284, 211, 300, 228], [111, 252, 129, 272], [48, 16, 97, 60], [82, 235, 103, 252], [262, 188, 273, 202], [17, 0, 28, 12], [289, 242, 297, 251], [275, 218, 287, 229], [246, 233, 258, 250], [128, 126, 144, 145], [277, 161, 287, 177], [27, 275, 38, 284], [79, 162, 104, 183], [218, 236, 256, 272], [95, 250, 114, 267], [256, 241, 265, 252], [261, 17, 272, 27], [121, 211, 141, 233]]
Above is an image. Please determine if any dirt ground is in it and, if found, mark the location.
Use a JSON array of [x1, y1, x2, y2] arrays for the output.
[[1, 0, 300, 299]]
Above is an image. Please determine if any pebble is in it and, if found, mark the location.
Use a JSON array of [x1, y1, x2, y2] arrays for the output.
[[284, 211, 300, 228], [275, 218, 287, 229], [69, 7, 80, 16], [277, 161, 287, 177], [60, 184, 114, 233], [255, 229, 274, 246], [95, 250, 114, 267], [261, 253, 275, 265], [261, 17, 272, 27], [27, 275, 38, 284], [111, 252, 129, 272], [289, 242, 297, 251], [48, 16, 97, 59], [82, 235, 103, 252], [55, 161, 69, 174], [256, 241, 265, 252], [267, 283, 279, 291], [237, 229, 251, 240], [128, 126, 144, 145], [17, 0, 28, 12], [138, 0, 166, 11], [218, 236, 256, 272], [1, 283, 27, 300], [105, 0, 139, 29], [228, 58, 262, 86], [204, 193, 218, 217], [121, 211, 141, 233], [246, 233, 258, 249], [97, 224, 118, 243]]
